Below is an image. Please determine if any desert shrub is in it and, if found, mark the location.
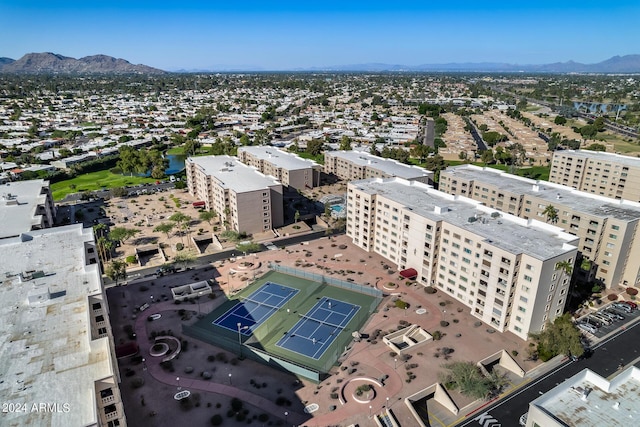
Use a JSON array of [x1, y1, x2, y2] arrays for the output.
[[626, 287, 638, 296], [210, 414, 223, 426], [355, 384, 372, 396], [394, 299, 409, 310], [607, 294, 618, 301], [176, 242, 184, 251], [432, 330, 443, 340], [440, 320, 450, 327], [126, 255, 137, 264], [424, 286, 437, 294]]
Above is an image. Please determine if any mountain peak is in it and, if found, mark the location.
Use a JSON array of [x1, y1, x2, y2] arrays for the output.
[[0, 52, 165, 74]]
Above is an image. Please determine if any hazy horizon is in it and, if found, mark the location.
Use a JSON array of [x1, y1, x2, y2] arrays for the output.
[[1, 1, 639, 71]]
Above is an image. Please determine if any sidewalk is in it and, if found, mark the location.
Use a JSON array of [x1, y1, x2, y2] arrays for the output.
[[133, 300, 309, 426]]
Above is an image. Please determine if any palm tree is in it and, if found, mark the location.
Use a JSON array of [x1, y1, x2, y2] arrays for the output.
[[543, 204, 558, 224]]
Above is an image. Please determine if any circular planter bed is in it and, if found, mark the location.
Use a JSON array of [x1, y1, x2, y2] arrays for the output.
[[150, 342, 170, 357], [352, 384, 376, 403]]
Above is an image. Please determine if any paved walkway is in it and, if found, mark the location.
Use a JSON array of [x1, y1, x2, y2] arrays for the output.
[[134, 300, 310, 426]]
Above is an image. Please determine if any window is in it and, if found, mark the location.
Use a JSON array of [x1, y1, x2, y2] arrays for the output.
[[519, 296, 528, 303], [524, 275, 532, 282], [609, 234, 617, 239], [517, 306, 526, 313]]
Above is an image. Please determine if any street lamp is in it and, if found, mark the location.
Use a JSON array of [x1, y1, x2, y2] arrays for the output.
[[369, 405, 372, 418], [197, 291, 204, 316], [394, 358, 397, 369], [228, 373, 232, 385], [237, 322, 248, 357], [284, 411, 288, 424], [150, 295, 154, 304], [176, 376, 180, 391], [386, 397, 389, 408], [142, 358, 147, 371]]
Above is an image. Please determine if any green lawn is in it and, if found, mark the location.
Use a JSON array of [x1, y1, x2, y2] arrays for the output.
[[166, 146, 185, 155], [444, 161, 550, 180], [51, 170, 157, 200]]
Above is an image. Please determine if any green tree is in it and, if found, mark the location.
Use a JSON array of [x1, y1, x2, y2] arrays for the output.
[[173, 251, 197, 270], [199, 210, 216, 226], [154, 222, 175, 240], [109, 227, 140, 245], [438, 361, 507, 400], [306, 139, 324, 156], [554, 116, 567, 125], [480, 149, 495, 165], [585, 143, 607, 152], [543, 204, 558, 224], [580, 125, 598, 140], [410, 144, 432, 163], [339, 135, 352, 151], [530, 314, 583, 361], [105, 260, 127, 286]]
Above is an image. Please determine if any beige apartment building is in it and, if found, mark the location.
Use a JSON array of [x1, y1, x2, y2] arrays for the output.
[[549, 150, 640, 202], [347, 177, 578, 340], [186, 155, 284, 234], [324, 150, 432, 183], [439, 164, 640, 288], [0, 224, 126, 427], [0, 179, 56, 239], [237, 146, 321, 190]]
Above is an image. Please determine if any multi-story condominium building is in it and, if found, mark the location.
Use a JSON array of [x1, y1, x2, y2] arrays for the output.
[[324, 150, 432, 183], [0, 179, 56, 239], [347, 177, 579, 340], [0, 224, 126, 426], [186, 155, 284, 234], [526, 367, 640, 427], [237, 146, 321, 190], [439, 165, 640, 288], [549, 150, 640, 202]]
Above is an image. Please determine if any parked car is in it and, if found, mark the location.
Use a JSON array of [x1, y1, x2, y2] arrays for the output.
[[612, 302, 633, 313], [621, 301, 637, 310], [147, 313, 162, 321], [519, 413, 528, 426], [591, 312, 613, 325], [603, 309, 625, 320], [585, 316, 603, 328], [577, 322, 598, 333]]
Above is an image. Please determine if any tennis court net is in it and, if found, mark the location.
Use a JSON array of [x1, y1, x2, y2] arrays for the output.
[[238, 295, 282, 312], [299, 313, 347, 331]]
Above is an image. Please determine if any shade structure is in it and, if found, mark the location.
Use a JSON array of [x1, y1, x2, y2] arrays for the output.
[[399, 268, 418, 279]]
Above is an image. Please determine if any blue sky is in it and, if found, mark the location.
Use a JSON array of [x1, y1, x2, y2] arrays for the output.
[[0, 1, 638, 70]]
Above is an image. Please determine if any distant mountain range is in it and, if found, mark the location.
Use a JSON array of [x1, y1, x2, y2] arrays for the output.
[[1, 53, 640, 74], [0, 52, 166, 74], [299, 55, 640, 73]]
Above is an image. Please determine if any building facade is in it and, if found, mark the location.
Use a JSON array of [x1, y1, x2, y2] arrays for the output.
[[0, 224, 126, 427], [0, 179, 56, 239], [324, 150, 432, 183], [185, 155, 284, 234], [439, 165, 640, 288], [347, 177, 578, 340], [549, 150, 640, 202], [237, 146, 321, 190]]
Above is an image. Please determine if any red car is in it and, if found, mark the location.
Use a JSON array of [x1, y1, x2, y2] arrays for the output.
[[622, 301, 637, 310]]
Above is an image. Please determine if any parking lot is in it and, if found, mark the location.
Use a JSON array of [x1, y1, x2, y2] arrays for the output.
[[577, 301, 640, 339]]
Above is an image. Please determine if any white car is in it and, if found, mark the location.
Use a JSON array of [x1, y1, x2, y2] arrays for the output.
[[147, 313, 162, 321], [519, 413, 528, 426]]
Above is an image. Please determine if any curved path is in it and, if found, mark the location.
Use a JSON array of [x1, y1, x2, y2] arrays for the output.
[[134, 300, 309, 426]]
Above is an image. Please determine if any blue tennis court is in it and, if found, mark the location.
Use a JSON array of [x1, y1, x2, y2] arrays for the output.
[[213, 282, 298, 336], [276, 297, 360, 360]]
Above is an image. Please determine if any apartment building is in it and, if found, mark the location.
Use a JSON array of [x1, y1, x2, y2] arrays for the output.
[[185, 155, 284, 234], [525, 367, 640, 427], [0, 224, 126, 427], [549, 150, 640, 202], [237, 146, 321, 190], [0, 179, 56, 239], [439, 165, 640, 288], [324, 150, 432, 183], [347, 177, 578, 340]]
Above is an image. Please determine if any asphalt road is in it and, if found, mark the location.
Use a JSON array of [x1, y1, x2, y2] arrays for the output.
[[103, 229, 332, 286], [456, 319, 640, 427]]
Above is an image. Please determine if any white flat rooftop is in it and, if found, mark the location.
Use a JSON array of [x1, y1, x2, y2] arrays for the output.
[[444, 165, 640, 222], [238, 146, 319, 170], [0, 224, 113, 427], [531, 367, 640, 427], [328, 150, 432, 180], [0, 180, 49, 239], [188, 155, 282, 193], [351, 177, 578, 260]]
